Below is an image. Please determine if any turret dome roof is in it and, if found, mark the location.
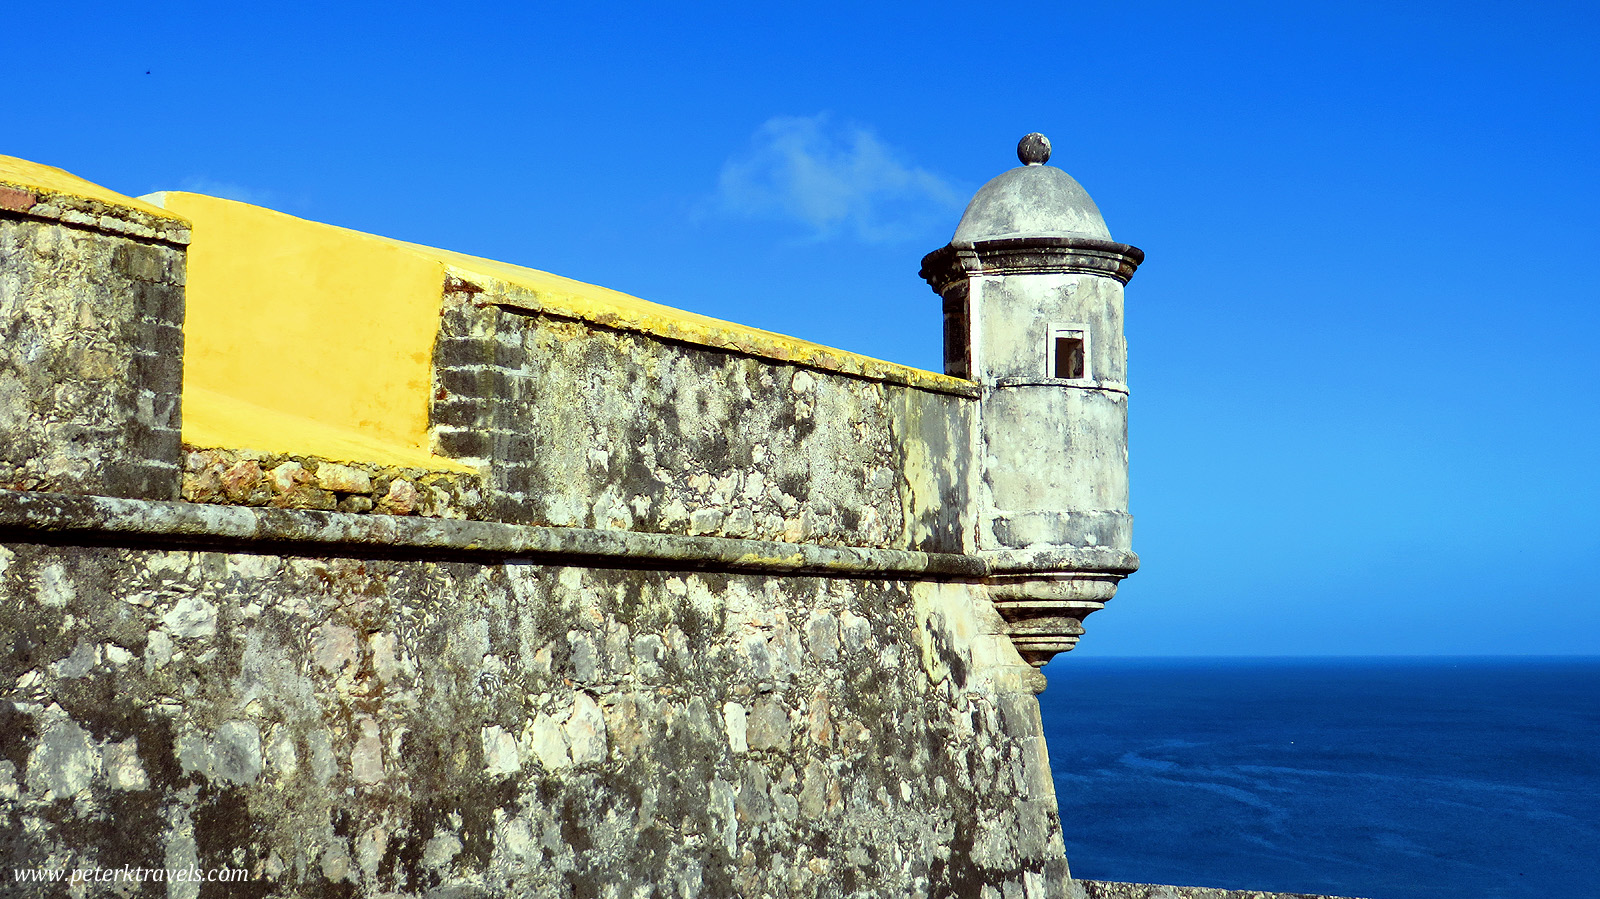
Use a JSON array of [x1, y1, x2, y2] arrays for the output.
[[951, 134, 1112, 243]]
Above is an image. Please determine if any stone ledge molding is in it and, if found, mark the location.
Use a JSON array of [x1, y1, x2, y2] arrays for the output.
[[0, 489, 1151, 586], [982, 547, 1140, 576], [993, 376, 1131, 395], [1078, 881, 1370, 899]]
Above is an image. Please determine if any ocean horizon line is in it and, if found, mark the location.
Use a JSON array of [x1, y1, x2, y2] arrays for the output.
[[1049, 653, 1600, 666]]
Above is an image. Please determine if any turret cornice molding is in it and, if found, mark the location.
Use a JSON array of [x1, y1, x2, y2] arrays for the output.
[[919, 236, 1145, 292]]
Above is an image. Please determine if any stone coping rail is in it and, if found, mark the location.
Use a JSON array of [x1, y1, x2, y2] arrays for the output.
[[0, 158, 190, 245], [0, 489, 987, 579], [1079, 881, 1372, 899]]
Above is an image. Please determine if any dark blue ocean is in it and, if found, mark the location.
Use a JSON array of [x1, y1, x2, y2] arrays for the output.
[[1038, 657, 1600, 899]]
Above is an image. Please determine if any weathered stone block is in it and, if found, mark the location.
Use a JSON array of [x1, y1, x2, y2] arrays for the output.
[[314, 462, 372, 494]]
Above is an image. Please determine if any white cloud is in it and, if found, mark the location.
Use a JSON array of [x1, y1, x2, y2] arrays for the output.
[[712, 114, 965, 243]]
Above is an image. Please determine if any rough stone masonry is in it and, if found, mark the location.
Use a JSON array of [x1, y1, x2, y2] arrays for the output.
[[0, 145, 1366, 899]]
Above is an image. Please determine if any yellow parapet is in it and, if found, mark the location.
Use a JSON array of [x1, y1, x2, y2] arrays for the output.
[[0, 156, 182, 221], [146, 190, 969, 472], [4, 155, 969, 473]]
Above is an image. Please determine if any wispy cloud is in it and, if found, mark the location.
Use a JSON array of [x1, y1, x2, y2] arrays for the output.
[[711, 114, 965, 243], [175, 176, 280, 208]]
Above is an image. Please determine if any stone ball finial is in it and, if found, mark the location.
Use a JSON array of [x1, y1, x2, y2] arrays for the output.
[[1017, 133, 1051, 166]]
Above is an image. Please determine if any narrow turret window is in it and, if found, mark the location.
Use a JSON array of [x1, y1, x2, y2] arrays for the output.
[[943, 290, 971, 379], [1049, 325, 1090, 381]]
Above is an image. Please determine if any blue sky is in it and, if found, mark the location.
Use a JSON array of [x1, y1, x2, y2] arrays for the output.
[[11, 2, 1597, 656]]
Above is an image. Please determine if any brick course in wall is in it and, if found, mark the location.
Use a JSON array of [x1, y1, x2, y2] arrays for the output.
[[0, 206, 186, 500]]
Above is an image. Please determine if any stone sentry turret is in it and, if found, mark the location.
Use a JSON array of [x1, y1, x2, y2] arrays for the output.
[[922, 134, 1145, 665]]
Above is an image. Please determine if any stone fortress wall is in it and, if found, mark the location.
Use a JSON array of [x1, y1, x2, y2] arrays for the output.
[[0, 148, 1365, 899]]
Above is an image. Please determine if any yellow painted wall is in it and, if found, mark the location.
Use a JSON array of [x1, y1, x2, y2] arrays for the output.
[[147, 192, 464, 470]]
